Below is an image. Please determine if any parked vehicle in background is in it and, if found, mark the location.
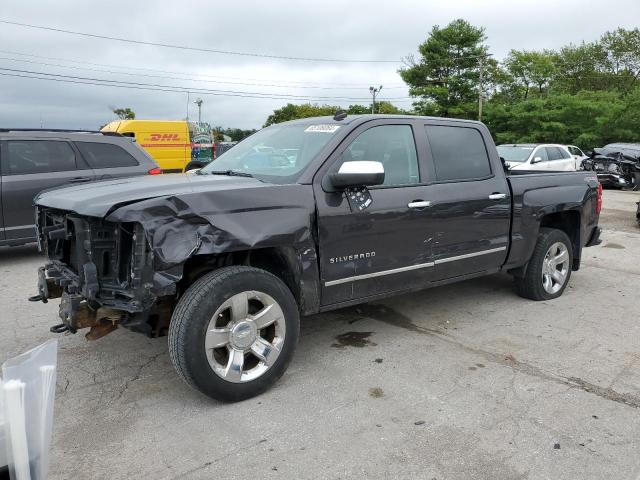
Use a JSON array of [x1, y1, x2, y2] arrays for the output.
[[565, 145, 587, 170], [101, 120, 213, 173], [0, 129, 160, 246], [582, 143, 640, 189], [32, 114, 601, 401], [497, 144, 576, 171], [185, 141, 238, 171]]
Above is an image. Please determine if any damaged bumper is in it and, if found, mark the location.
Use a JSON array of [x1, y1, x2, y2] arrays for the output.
[[31, 208, 158, 338]]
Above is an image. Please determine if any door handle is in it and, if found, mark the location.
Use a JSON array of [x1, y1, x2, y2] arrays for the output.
[[408, 200, 432, 209], [488, 193, 507, 200], [68, 177, 91, 184]]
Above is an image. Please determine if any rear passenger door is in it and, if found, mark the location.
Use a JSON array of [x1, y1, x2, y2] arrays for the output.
[[421, 122, 511, 280], [74, 140, 145, 180], [0, 139, 95, 241], [554, 146, 577, 171]]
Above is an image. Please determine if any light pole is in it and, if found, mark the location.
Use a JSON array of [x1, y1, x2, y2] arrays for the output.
[[194, 98, 203, 125], [369, 85, 382, 114]]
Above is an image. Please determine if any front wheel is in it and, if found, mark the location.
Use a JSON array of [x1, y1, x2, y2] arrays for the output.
[[515, 228, 573, 301], [168, 266, 300, 402]]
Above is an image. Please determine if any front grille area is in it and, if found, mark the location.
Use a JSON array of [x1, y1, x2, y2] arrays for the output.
[[38, 208, 153, 311]]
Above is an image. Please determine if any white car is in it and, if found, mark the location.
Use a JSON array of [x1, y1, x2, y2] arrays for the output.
[[565, 145, 587, 170], [497, 144, 577, 171]]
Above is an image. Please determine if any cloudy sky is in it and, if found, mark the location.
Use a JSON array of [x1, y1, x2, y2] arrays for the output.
[[1, 0, 638, 130]]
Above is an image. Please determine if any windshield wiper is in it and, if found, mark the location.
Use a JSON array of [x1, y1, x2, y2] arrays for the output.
[[207, 170, 254, 178]]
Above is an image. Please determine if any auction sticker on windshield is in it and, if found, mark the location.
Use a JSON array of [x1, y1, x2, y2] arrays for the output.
[[305, 125, 341, 133]]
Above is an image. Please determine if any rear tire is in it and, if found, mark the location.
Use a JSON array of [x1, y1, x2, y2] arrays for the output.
[[515, 228, 573, 301], [168, 266, 300, 402]]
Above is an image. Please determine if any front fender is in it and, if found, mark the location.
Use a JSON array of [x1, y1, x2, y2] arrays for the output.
[[106, 185, 318, 297]]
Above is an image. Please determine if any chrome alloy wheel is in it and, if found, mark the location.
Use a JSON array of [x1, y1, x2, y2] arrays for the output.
[[205, 291, 286, 383], [541, 242, 570, 295]]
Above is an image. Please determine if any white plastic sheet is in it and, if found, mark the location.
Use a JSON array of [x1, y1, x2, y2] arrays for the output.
[[2, 340, 58, 480]]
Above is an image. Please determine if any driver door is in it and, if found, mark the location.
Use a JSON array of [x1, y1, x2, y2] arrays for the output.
[[313, 120, 436, 306]]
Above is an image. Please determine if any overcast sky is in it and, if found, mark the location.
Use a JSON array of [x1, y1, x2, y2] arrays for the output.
[[1, 0, 639, 130]]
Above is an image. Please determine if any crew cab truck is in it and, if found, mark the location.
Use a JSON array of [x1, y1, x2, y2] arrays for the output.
[[31, 115, 602, 402]]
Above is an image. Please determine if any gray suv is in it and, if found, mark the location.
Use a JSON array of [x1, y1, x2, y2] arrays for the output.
[[0, 129, 160, 246]]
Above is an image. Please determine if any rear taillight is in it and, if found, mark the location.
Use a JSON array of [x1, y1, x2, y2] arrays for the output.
[[148, 167, 162, 175], [596, 182, 602, 214]]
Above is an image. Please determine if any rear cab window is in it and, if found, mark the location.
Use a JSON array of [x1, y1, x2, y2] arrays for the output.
[[75, 142, 139, 168], [425, 125, 492, 181], [5, 140, 78, 175]]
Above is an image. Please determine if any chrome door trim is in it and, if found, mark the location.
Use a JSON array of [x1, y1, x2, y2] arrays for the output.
[[433, 246, 507, 265], [324, 246, 507, 286], [324, 261, 435, 287]]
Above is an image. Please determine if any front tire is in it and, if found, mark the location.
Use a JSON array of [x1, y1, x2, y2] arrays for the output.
[[515, 228, 573, 301], [168, 266, 300, 402]]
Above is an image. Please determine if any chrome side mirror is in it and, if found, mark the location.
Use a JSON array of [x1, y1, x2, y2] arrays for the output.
[[329, 161, 385, 189]]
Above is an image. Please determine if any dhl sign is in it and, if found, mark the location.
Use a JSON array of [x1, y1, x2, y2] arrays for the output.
[[149, 133, 180, 141]]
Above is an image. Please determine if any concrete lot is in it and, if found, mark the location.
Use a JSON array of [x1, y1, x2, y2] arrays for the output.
[[1, 189, 639, 480]]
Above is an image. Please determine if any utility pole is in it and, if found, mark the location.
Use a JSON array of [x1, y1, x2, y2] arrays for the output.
[[478, 56, 484, 121], [194, 98, 203, 125], [369, 85, 382, 114], [186, 91, 190, 122]]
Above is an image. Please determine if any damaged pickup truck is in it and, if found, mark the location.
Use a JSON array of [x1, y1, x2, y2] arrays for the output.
[[582, 143, 640, 189], [31, 114, 602, 401]]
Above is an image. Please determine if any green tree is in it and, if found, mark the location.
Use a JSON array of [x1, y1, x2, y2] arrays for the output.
[[263, 103, 338, 126], [224, 128, 257, 142], [600, 28, 640, 93], [399, 19, 488, 118], [111, 107, 135, 120], [503, 50, 557, 99], [263, 102, 408, 126]]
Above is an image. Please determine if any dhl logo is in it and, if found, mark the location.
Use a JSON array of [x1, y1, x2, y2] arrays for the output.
[[149, 133, 180, 141]]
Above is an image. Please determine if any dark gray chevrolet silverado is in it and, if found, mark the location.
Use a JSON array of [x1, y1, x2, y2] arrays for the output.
[[31, 115, 602, 401]]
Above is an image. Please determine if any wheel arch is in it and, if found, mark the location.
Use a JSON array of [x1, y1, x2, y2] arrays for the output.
[[179, 245, 321, 315], [539, 210, 581, 270]]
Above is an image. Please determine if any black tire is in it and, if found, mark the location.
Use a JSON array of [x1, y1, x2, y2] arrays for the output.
[[515, 228, 573, 301], [168, 266, 300, 402]]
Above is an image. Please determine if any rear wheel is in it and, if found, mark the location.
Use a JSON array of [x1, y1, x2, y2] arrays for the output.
[[168, 266, 299, 401], [515, 228, 573, 301]]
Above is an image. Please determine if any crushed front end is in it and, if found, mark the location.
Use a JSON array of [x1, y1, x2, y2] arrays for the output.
[[32, 207, 162, 339], [583, 150, 640, 189]]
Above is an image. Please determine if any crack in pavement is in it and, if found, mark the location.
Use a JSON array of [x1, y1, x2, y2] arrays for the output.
[[116, 352, 165, 400], [346, 303, 640, 409]]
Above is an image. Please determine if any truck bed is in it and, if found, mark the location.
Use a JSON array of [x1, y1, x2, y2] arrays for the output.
[[503, 169, 600, 271]]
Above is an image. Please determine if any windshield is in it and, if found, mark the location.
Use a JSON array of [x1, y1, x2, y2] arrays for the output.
[[497, 145, 534, 162], [200, 123, 342, 182]]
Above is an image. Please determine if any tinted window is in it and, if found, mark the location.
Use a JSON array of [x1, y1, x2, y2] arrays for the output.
[[343, 125, 419, 186], [558, 147, 572, 159], [76, 142, 139, 168], [7, 140, 77, 175], [425, 126, 491, 181], [546, 147, 564, 161], [533, 147, 548, 162]]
